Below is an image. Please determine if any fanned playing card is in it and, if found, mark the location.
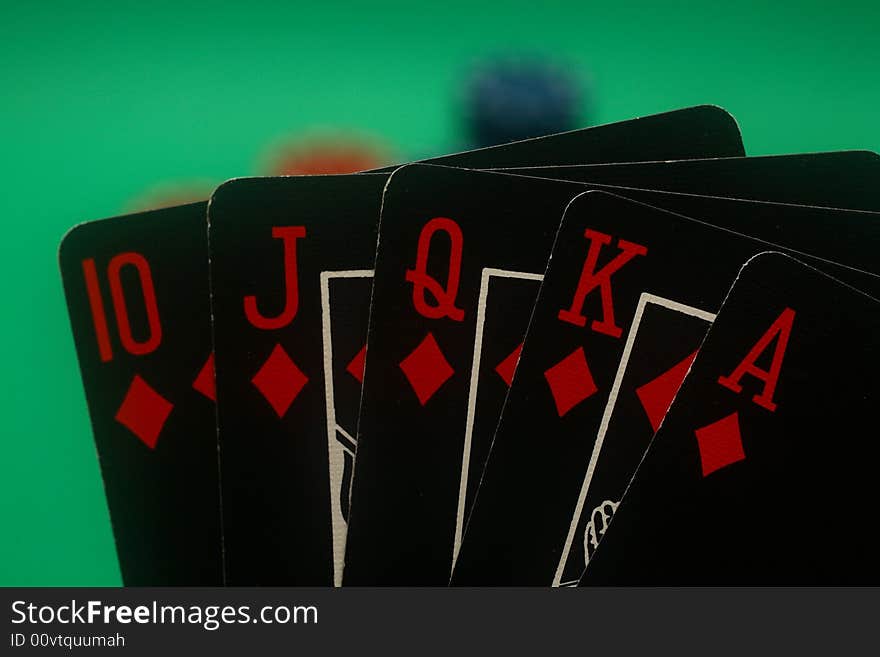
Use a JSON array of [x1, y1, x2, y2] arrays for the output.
[[59, 203, 222, 585], [509, 150, 880, 211], [580, 252, 880, 584]]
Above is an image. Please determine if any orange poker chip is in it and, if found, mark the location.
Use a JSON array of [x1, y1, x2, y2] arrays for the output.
[[262, 134, 391, 176]]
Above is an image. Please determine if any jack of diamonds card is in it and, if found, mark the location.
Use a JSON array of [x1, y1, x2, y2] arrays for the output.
[[208, 174, 388, 586], [59, 203, 222, 586], [581, 252, 880, 584]]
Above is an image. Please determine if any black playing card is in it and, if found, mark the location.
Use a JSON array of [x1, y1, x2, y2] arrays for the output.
[[394, 104, 745, 169], [344, 159, 880, 585], [451, 190, 880, 586], [508, 150, 880, 211], [342, 167, 570, 585], [580, 252, 880, 584], [59, 203, 222, 585], [210, 174, 386, 587], [208, 105, 743, 586]]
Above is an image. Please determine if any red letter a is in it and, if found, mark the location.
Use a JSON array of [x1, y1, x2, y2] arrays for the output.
[[717, 307, 795, 412]]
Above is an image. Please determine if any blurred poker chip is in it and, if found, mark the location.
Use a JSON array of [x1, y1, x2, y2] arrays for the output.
[[460, 55, 589, 149], [261, 132, 393, 176]]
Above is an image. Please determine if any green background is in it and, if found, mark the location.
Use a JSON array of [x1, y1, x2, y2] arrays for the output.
[[1, 1, 878, 586]]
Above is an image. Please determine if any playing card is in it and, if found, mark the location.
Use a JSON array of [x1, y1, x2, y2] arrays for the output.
[[59, 203, 222, 585], [508, 150, 880, 211], [580, 252, 880, 584], [447, 186, 880, 586], [341, 167, 566, 585], [208, 105, 743, 586], [389, 104, 745, 169], [210, 174, 386, 586]]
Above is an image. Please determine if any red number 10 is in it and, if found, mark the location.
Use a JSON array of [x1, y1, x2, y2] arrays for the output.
[[82, 252, 163, 362]]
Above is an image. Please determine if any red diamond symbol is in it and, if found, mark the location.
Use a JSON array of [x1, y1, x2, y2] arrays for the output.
[[251, 343, 309, 418], [694, 411, 746, 478], [399, 333, 454, 405], [346, 344, 367, 384], [192, 352, 216, 401], [115, 375, 174, 449], [635, 350, 698, 432], [495, 343, 523, 387], [543, 346, 598, 417]]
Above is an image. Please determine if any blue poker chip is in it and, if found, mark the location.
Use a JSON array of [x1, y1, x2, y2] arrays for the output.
[[462, 56, 586, 148]]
